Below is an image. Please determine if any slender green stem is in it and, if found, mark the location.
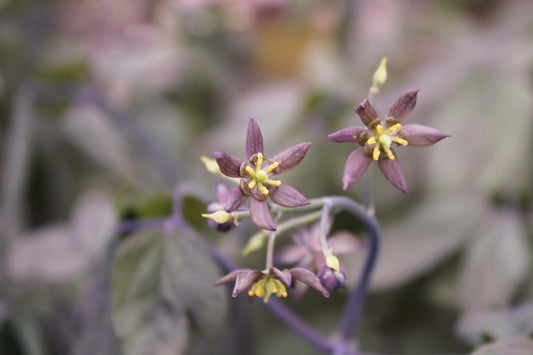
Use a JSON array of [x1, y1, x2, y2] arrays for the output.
[[318, 202, 333, 254], [265, 233, 276, 270]]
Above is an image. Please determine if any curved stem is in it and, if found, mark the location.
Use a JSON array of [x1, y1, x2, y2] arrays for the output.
[[116, 193, 382, 351], [326, 197, 381, 341]]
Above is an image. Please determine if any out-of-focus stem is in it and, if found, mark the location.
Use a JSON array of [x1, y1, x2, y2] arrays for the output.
[[318, 202, 333, 253], [265, 233, 275, 270]]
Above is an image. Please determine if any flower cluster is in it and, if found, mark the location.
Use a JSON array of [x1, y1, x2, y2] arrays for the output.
[[328, 89, 450, 192], [214, 118, 311, 231]]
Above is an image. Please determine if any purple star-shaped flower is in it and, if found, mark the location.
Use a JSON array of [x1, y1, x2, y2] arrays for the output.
[[328, 89, 450, 192], [214, 118, 311, 231]]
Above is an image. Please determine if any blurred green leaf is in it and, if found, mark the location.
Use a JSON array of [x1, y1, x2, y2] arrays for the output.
[[457, 303, 533, 346], [427, 73, 533, 194], [111, 229, 227, 354], [356, 192, 483, 291], [8, 191, 116, 283], [62, 105, 145, 187], [458, 208, 530, 310], [470, 337, 533, 355]]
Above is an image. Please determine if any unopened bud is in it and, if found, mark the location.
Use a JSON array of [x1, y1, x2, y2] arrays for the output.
[[242, 232, 267, 256], [202, 209, 236, 232], [317, 265, 347, 293], [200, 156, 221, 175], [372, 57, 388, 89], [324, 248, 340, 272]]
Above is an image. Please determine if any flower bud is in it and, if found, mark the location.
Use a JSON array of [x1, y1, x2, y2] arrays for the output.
[[324, 248, 340, 272], [317, 266, 347, 293], [203, 204, 236, 232], [372, 57, 388, 89]]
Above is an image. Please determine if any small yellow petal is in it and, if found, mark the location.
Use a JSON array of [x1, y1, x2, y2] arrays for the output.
[[265, 179, 281, 187], [259, 185, 269, 195], [392, 137, 408, 146], [372, 146, 380, 160], [264, 161, 279, 173], [388, 123, 402, 132], [366, 137, 376, 145], [384, 146, 395, 160]]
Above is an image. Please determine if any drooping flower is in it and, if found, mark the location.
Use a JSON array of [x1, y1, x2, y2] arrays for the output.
[[328, 89, 450, 192], [214, 118, 311, 231], [275, 217, 362, 272], [274, 218, 361, 297], [214, 267, 329, 303]]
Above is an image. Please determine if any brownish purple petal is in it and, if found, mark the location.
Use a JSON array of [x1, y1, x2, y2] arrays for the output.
[[342, 147, 373, 190], [269, 267, 292, 286], [270, 184, 310, 207], [290, 268, 330, 298], [354, 99, 378, 127], [386, 89, 419, 122], [214, 269, 263, 297], [398, 124, 450, 147], [270, 142, 312, 174], [245, 118, 264, 159], [226, 186, 249, 211], [378, 157, 408, 193], [328, 127, 366, 143], [249, 198, 276, 231], [213, 151, 242, 178]]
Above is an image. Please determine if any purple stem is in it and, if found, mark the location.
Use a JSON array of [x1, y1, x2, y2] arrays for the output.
[[327, 197, 381, 342]]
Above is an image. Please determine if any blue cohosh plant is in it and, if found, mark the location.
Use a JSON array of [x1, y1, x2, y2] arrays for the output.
[[200, 59, 449, 354], [123, 58, 450, 355]]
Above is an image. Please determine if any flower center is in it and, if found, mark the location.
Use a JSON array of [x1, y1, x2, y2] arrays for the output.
[[248, 275, 288, 302], [244, 153, 282, 195], [366, 123, 408, 160]]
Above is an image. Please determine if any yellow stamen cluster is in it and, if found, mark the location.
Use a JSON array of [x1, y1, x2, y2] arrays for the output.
[[248, 275, 288, 303], [245, 153, 282, 195], [366, 124, 408, 160]]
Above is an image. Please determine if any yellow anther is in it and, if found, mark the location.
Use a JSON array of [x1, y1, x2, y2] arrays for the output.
[[249, 279, 266, 298], [255, 152, 264, 170], [392, 137, 408, 146], [388, 123, 402, 132], [259, 185, 269, 195], [264, 161, 279, 173], [375, 124, 383, 134], [373, 146, 380, 160], [384, 146, 395, 160], [265, 179, 281, 187], [271, 279, 288, 297], [366, 137, 376, 145], [245, 166, 255, 176], [248, 180, 256, 189]]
